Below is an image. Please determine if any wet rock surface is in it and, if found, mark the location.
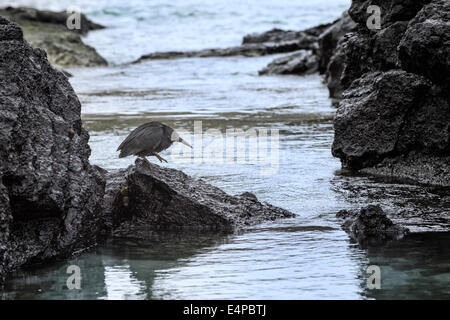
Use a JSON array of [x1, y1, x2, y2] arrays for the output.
[[398, 0, 450, 89], [133, 20, 339, 64], [133, 40, 317, 63], [0, 18, 106, 281], [336, 205, 410, 246], [332, 0, 450, 187], [0, 6, 107, 68], [0, 19, 296, 282], [256, 11, 356, 98], [242, 23, 332, 45], [258, 50, 318, 76], [348, 0, 432, 27], [318, 11, 357, 74], [103, 159, 295, 238], [331, 173, 450, 234]]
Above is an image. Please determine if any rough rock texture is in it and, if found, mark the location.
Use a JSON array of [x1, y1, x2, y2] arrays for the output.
[[348, 0, 431, 27], [0, 19, 296, 282], [242, 23, 332, 44], [337, 205, 410, 246], [398, 0, 450, 89], [332, 0, 450, 187], [333, 71, 438, 168], [318, 11, 357, 74], [0, 18, 106, 282], [0, 6, 107, 68], [258, 50, 318, 75], [326, 20, 408, 99], [256, 12, 355, 85], [103, 159, 295, 238], [133, 40, 317, 63], [134, 21, 337, 64]]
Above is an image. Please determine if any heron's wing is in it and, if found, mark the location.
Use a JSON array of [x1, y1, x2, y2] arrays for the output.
[[117, 122, 165, 157]]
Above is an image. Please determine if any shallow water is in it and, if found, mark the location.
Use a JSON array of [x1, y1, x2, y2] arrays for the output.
[[1, 0, 449, 299]]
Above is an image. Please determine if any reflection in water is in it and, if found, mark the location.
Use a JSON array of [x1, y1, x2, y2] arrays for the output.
[[2, 233, 232, 300], [362, 232, 450, 300], [103, 266, 146, 300], [1, 0, 448, 300], [2, 57, 448, 299]]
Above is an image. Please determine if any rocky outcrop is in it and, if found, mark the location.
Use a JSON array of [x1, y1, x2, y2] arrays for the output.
[[332, 0, 450, 187], [0, 17, 106, 281], [257, 11, 356, 86], [242, 23, 332, 45], [258, 50, 318, 75], [0, 18, 296, 283], [348, 0, 432, 27], [133, 40, 317, 63], [398, 0, 450, 89], [337, 205, 410, 246], [0, 6, 107, 68], [103, 159, 294, 238], [318, 11, 357, 74], [133, 21, 336, 64]]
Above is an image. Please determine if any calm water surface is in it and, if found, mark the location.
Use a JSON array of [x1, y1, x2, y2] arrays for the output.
[[1, 0, 449, 300]]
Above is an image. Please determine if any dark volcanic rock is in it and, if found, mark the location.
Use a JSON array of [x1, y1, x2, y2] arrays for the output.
[[258, 50, 318, 75], [398, 0, 450, 88], [372, 21, 408, 70], [103, 159, 295, 238], [0, 178, 11, 283], [348, 0, 431, 27], [0, 19, 296, 284], [0, 6, 107, 68], [0, 18, 105, 281], [0, 6, 104, 35], [360, 153, 450, 188], [325, 31, 372, 100], [318, 11, 356, 74], [134, 20, 336, 63], [334, 31, 373, 94], [242, 24, 330, 45], [133, 40, 317, 63], [332, 0, 450, 187], [326, 20, 407, 99], [337, 205, 410, 246], [332, 70, 450, 172]]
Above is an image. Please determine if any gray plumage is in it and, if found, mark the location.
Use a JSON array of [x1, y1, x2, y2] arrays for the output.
[[117, 121, 191, 163]]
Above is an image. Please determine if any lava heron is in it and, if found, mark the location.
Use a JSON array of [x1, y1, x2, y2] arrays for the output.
[[117, 121, 191, 163]]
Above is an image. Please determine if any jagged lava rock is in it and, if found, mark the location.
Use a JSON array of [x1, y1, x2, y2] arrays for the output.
[[318, 11, 356, 74], [337, 205, 410, 246], [348, 0, 431, 27], [326, 20, 407, 99], [333, 71, 430, 168], [0, 6, 104, 35], [0, 7, 107, 68], [398, 0, 450, 88], [0, 18, 105, 280], [133, 40, 317, 63], [103, 159, 295, 238], [258, 50, 318, 75], [242, 23, 331, 45]]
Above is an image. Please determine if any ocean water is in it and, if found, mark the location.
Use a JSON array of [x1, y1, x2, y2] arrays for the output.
[[1, 0, 449, 300]]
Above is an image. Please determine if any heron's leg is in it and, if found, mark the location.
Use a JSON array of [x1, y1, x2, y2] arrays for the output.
[[139, 156, 152, 166], [153, 153, 168, 163]]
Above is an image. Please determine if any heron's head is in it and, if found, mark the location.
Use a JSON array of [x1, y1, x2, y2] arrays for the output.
[[170, 131, 192, 148]]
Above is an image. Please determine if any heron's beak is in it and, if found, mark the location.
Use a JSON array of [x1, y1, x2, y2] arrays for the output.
[[179, 138, 192, 148]]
